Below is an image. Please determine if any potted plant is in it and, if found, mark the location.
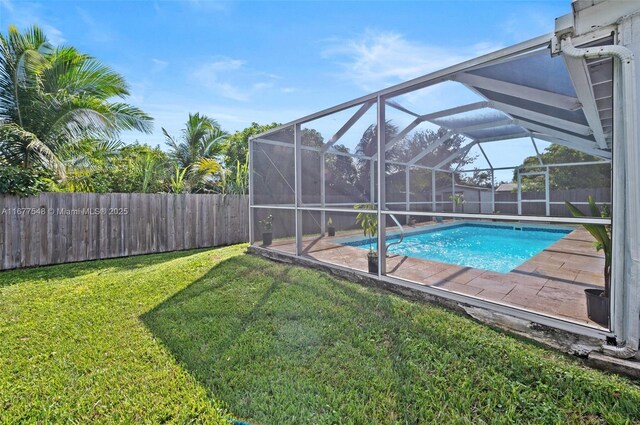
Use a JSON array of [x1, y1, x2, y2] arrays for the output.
[[565, 196, 611, 327], [258, 214, 273, 246], [355, 204, 378, 273], [449, 193, 465, 216], [327, 216, 335, 237]]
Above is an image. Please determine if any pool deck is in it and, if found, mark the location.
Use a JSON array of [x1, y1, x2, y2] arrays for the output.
[[264, 220, 606, 328]]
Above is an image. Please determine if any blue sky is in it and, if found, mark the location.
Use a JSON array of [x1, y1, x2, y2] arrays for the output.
[[0, 0, 568, 157]]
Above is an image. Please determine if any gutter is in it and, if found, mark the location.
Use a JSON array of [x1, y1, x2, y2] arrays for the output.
[[560, 36, 640, 359]]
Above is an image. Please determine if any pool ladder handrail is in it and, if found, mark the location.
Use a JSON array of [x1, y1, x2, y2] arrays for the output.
[[386, 214, 405, 252]]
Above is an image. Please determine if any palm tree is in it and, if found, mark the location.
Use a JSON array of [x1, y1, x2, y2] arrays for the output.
[[163, 113, 226, 192], [0, 25, 153, 177]]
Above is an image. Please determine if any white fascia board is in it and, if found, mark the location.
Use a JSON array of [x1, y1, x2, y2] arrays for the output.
[[572, 1, 640, 37]]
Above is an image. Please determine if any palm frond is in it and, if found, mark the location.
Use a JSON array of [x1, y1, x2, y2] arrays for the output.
[[196, 157, 222, 175]]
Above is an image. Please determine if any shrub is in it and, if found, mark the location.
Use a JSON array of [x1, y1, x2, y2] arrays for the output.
[[0, 164, 51, 196]]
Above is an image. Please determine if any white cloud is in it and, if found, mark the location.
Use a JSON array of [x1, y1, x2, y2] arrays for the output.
[[192, 56, 275, 102], [151, 58, 169, 73], [40, 23, 65, 45], [0, 0, 65, 45], [118, 99, 306, 147], [322, 30, 503, 92], [0, 0, 14, 13], [76, 7, 115, 43]]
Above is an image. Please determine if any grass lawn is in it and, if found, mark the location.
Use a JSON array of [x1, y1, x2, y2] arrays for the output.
[[1, 245, 640, 424]]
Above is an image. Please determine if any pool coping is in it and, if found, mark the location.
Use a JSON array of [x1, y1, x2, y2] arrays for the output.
[[334, 220, 576, 246], [334, 221, 576, 274], [255, 220, 607, 329]]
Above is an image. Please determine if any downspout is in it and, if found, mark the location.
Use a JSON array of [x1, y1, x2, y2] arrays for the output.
[[561, 37, 639, 358]]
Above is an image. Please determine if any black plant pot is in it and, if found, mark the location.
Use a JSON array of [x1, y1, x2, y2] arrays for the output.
[[328, 226, 335, 237], [585, 288, 609, 327], [262, 232, 273, 246], [368, 254, 378, 274]]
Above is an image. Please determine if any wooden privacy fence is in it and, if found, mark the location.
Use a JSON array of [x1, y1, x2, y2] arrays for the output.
[[0, 193, 249, 271]]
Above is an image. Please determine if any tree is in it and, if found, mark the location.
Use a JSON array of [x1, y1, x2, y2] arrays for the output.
[[0, 160, 51, 196], [326, 143, 358, 193], [388, 128, 474, 171], [163, 113, 226, 192], [462, 169, 492, 188], [0, 25, 153, 177], [56, 142, 170, 193], [514, 144, 610, 190], [219, 122, 280, 194], [379, 127, 477, 202], [354, 121, 399, 199], [222, 122, 279, 171]]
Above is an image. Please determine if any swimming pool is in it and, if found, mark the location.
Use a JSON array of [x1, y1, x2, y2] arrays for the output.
[[340, 222, 573, 273]]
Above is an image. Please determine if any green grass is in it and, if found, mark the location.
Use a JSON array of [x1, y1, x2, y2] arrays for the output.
[[1, 245, 640, 424]]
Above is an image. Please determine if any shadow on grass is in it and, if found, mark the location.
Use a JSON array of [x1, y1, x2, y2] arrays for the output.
[[0, 248, 214, 287], [141, 254, 640, 424]]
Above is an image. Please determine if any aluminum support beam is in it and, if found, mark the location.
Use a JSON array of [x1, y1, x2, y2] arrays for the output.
[[370, 160, 375, 204], [376, 96, 387, 276], [475, 132, 531, 143], [419, 101, 489, 121], [320, 152, 326, 235], [487, 100, 592, 136], [405, 165, 411, 224], [294, 124, 303, 255], [531, 133, 612, 159], [562, 53, 608, 148], [408, 130, 454, 165], [386, 100, 421, 118], [251, 34, 550, 141], [431, 169, 436, 212], [545, 167, 551, 216], [249, 138, 255, 244], [490, 169, 496, 213], [433, 141, 477, 170], [478, 143, 493, 169], [451, 174, 456, 213], [322, 100, 375, 152], [531, 136, 544, 165], [388, 117, 423, 150], [514, 119, 601, 149], [454, 72, 582, 110], [450, 119, 514, 135], [516, 169, 522, 215]]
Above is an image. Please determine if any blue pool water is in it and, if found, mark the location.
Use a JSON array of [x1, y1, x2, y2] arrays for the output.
[[341, 223, 572, 273]]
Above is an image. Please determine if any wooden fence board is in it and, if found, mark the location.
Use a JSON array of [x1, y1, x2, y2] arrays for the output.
[[0, 193, 249, 270]]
